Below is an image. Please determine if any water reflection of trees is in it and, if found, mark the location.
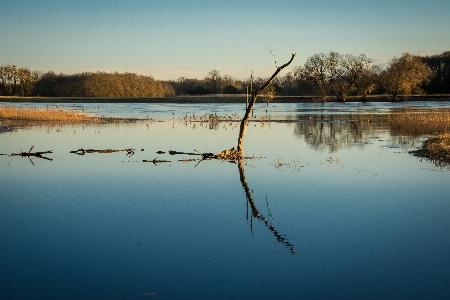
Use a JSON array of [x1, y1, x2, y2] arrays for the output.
[[293, 114, 386, 152], [237, 160, 296, 256], [293, 112, 450, 151]]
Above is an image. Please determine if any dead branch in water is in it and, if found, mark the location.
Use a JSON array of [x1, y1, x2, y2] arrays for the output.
[[192, 54, 296, 163], [237, 53, 296, 154], [169, 150, 198, 156], [178, 158, 197, 162], [194, 149, 216, 160], [70, 148, 135, 156], [143, 157, 172, 165], [10, 145, 53, 162]]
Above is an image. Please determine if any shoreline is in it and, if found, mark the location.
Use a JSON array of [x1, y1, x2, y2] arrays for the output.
[[1, 95, 450, 104]]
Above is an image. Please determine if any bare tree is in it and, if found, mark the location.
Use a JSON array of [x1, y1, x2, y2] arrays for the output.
[[0, 65, 7, 95], [175, 77, 187, 95], [282, 71, 295, 95], [381, 52, 431, 101], [328, 53, 372, 102], [223, 75, 239, 94], [294, 52, 371, 102], [223, 75, 235, 87], [205, 70, 222, 94], [293, 53, 329, 100], [357, 65, 381, 101], [237, 54, 296, 154]]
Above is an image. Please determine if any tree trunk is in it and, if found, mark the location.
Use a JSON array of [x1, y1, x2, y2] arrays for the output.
[[361, 91, 367, 102], [236, 54, 296, 153], [237, 93, 257, 153], [392, 91, 399, 102]]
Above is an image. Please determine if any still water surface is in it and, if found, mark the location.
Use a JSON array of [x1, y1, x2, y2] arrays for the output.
[[1, 102, 450, 299]]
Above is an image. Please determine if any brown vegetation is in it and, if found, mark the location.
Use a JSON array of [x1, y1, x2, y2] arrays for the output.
[[411, 133, 450, 165], [389, 108, 450, 136], [0, 106, 98, 122], [381, 53, 431, 101], [0, 66, 175, 97], [389, 109, 450, 123], [389, 109, 450, 165]]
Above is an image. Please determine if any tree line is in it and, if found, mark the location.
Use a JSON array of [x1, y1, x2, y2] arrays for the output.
[[0, 68, 175, 97], [1, 51, 449, 100], [168, 51, 449, 101], [295, 51, 450, 101], [167, 70, 295, 97]]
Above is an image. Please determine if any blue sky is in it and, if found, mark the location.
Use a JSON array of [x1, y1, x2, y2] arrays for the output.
[[1, 0, 449, 80]]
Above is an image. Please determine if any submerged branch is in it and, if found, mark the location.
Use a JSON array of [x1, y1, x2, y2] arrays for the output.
[[143, 157, 172, 165], [10, 145, 53, 161], [70, 148, 135, 156]]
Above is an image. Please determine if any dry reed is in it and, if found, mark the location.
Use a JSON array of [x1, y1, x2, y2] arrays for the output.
[[390, 109, 450, 165], [389, 108, 450, 123], [0, 106, 98, 122], [389, 109, 450, 136], [412, 133, 450, 165]]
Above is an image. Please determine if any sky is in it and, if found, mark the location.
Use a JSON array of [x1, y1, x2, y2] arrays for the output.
[[1, 0, 449, 80]]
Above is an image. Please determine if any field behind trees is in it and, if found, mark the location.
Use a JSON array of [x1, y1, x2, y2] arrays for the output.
[[1, 51, 449, 101]]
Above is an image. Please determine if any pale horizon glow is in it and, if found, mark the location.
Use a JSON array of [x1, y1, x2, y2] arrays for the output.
[[1, 0, 449, 80]]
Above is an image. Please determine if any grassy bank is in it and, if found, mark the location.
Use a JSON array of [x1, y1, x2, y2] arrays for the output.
[[1, 94, 450, 104], [0, 106, 98, 122]]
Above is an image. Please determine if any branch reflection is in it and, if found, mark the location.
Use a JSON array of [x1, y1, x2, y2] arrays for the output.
[[237, 159, 296, 256]]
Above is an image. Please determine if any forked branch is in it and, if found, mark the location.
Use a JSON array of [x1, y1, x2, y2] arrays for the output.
[[237, 53, 296, 153]]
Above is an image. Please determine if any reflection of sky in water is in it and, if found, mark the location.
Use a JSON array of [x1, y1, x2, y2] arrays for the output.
[[1, 104, 450, 299], [5, 101, 450, 120]]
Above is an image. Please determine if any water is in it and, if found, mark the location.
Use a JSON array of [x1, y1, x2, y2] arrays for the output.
[[5, 100, 450, 120], [1, 102, 450, 299]]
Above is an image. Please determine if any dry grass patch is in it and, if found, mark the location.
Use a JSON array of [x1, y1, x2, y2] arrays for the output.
[[390, 109, 450, 165], [390, 108, 450, 123], [412, 133, 450, 165], [0, 106, 98, 122], [389, 108, 450, 136]]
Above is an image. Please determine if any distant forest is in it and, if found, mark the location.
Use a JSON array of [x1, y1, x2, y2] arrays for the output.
[[0, 70, 175, 98], [1, 51, 449, 100]]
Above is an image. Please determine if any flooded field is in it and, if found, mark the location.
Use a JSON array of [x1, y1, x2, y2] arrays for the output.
[[1, 102, 450, 299]]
